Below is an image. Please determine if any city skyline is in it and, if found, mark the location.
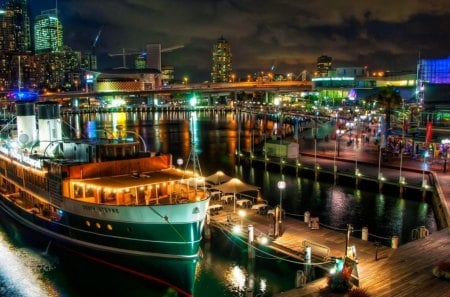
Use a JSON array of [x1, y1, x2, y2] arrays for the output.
[[30, 0, 450, 82]]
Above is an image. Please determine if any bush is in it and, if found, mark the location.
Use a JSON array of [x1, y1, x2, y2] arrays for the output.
[[432, 261, 450, 279], [348, 287, 371, 297], [327, 271, 352, 293], [437, 261, 450, 272]]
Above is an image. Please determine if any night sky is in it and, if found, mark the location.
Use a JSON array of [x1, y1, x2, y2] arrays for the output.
[[29, 0, 450, 82]]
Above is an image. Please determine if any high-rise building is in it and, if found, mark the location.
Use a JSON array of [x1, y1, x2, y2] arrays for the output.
[[0, 9, 16, 52], [161, 65, 175, 85], [145, 43, 161, 71], [1, 0, 31, 53], [34, 9, 63, 53], [211, 36, 232, 83], [316, 55, 332, 77]]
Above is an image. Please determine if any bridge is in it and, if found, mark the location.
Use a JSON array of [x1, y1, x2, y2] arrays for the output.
[[36, 80, 312, 101]]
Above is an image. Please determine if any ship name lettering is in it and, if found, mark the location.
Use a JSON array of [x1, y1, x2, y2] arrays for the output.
[[82, 205, 119, 213]]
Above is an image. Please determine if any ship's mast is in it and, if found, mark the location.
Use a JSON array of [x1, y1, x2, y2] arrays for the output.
[[18, 56, 21, 91]]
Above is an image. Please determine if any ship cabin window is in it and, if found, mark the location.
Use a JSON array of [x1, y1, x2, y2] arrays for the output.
[[74, 184, 83, 199], [85, 187, 94, 198], [103, 190, 116, 203]]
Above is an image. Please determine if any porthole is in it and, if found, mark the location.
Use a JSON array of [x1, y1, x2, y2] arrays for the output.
[[96, 222, 101, 229], [86, 220, 91, 227], [107, 224, 113, 231]]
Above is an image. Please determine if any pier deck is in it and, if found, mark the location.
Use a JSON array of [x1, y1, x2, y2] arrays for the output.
[[207, 204, 450, 297]]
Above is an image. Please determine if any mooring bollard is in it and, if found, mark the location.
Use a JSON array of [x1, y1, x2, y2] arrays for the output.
[[295, 270, 306, 288], [361, 227, 368, 241], [305, 245, 311, 264], [374, 241, 381, 261], [304, 211, 310, 225], [391, 235, 399, 249]]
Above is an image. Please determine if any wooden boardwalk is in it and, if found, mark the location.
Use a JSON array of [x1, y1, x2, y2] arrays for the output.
[[207, 203, 450, 297]]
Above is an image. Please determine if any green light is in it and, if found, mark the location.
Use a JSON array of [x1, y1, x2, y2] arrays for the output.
[[189, 96, 197, 107], [335, 257, 344, 272]]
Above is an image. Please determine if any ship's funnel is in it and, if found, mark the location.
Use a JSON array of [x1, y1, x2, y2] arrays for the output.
[[37, 102, 62, 156], [15, 102, 37, 148]]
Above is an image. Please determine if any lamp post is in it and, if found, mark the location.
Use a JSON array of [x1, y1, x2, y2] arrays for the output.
[[442, 139, 450, 173], [345, 224, 353, 257], [276, 180, 286, 237], [336, 129, 344, 157], [422, 150, 429, 188]]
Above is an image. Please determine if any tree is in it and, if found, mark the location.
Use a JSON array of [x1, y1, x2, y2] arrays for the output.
[[369, 86, 403, 137]]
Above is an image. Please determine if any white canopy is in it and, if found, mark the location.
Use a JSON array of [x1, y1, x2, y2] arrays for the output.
[[210, 178, 259, 194], [205, 171, 232, 185]]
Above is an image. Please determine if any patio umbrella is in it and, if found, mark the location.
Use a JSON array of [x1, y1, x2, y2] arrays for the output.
[[205, 170, 232, 185], [211, 178, 259, 213]]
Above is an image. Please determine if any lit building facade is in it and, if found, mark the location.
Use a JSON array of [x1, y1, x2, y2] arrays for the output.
[[161, 65, 175, 85], [0, 9, 16, 52], [94, 69, 159, 93], [34, 9, 63, 53], [33, 46, 82, 90], [316, 55, 332, 77], [419, 56, 450, 128], [1, 0, 31, 52], [211, 36, 232, 83]]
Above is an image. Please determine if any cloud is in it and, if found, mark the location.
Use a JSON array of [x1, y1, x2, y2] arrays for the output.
[[31, 0, 450, 81]]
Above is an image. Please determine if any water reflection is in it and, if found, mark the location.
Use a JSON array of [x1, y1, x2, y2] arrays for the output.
[[0, 227, 57, 297]]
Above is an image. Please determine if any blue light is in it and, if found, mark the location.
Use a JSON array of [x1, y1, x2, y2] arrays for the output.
[[7, 91, 38, 101]]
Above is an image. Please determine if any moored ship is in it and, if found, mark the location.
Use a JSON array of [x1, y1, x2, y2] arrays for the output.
[[0, 98, 210, 294]]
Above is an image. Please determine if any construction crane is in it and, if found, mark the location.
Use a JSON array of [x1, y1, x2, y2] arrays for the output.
[[89, 26, 103, 70], [108, 45, 184, 69], [92, 26, 103, 53]]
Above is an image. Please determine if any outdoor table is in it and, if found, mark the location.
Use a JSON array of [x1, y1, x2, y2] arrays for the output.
[[220, 194, 234, 204], [236, 199, 251, 208]]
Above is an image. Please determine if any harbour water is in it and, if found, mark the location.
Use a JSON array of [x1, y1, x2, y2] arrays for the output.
[[0, 110, 437, 296]]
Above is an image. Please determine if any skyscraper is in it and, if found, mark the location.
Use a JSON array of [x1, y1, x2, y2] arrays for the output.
[[211, 36, 232, 83], [145, 43, 161, 71], [1, 0, 31, 52], [0, 9, 16, 52], [34, 9, 63, 53], [316, 55, 332, 77]]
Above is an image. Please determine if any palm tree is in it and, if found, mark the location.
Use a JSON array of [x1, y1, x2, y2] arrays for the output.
[[369, 86, 403, 137]]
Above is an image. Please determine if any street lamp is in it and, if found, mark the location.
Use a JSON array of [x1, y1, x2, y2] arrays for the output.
[[276, 180, 286, 238], [277, 180, 286, 218], [442, 139, 450, 173], [422, 150, 429, 188], [336, 129, 344, 157]]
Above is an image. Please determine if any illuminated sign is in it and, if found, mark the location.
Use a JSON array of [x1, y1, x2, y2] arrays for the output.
[[312, 77, 355, 82], [86, 73, 94, 83]]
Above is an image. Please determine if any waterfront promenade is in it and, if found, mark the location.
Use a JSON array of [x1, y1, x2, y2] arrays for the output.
[[243, 136, 450, 228], [209, 137, 450, 296]]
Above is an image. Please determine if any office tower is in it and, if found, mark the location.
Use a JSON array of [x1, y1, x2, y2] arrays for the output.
[[1, 0, 31, 52], [161, 65, 174, 85], [145, 43, 161, 70], [0, 9, 16, 52], [316, 55, 332, 77], [211, 36, 232, 83], [34, 9, 63, 53]]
